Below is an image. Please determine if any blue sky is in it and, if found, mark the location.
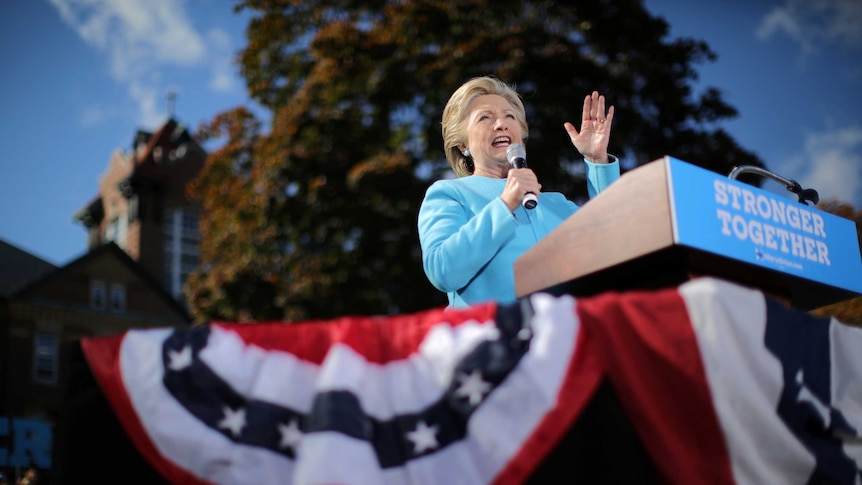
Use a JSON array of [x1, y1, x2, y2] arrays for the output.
[[1, 0, 860, 266]]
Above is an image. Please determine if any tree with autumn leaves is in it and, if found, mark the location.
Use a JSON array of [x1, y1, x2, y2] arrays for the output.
[[184, 0, 783, 323]]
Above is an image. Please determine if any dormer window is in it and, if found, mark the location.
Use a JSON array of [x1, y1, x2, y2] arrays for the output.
[[110, 283, 126, 312], [153, 146, 164, 162], [91, 280, 106, 309]]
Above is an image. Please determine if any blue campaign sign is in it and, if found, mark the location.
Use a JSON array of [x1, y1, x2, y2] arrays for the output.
[[665, 157, 862, 294], [0, 417, 52, 469]]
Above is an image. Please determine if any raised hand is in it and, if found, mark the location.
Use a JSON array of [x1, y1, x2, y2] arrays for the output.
[[563, 91, 614, 163]]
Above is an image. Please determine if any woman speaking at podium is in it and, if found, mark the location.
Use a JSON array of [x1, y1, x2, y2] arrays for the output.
[[418, 76, 620, 308]]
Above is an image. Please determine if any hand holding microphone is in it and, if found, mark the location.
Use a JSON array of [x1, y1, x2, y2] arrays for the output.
[[506, 144, 538, 209]]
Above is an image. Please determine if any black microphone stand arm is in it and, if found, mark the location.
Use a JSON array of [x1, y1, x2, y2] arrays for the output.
[[728, 165, 820, 206]]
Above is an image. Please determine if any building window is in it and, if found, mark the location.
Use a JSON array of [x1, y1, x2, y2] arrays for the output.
[[164, 208, 200, 299], [34, 332, 59, 385], [104, 215, 128, 249], [110, 283, 126, 312], [128, 194, 139, 221], [91, 280, 106, 309], [104, 216, 117, 241]]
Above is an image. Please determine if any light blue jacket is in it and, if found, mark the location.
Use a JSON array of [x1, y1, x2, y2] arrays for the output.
[[418, 158, 620, 308]]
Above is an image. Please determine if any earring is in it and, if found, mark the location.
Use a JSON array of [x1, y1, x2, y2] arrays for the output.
[[464, 149, 471, 157]]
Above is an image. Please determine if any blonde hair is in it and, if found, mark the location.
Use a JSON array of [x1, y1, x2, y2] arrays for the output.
[[441, 76, 529, 177]]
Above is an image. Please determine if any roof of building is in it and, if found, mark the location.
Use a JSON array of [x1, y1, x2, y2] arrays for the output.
[[0, 238, 58, 296], [73, 115, 206, 222], [13, 242, 192, 323]]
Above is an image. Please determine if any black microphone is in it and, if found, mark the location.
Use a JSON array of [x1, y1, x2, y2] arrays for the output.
[[506, 144, 538, 209]]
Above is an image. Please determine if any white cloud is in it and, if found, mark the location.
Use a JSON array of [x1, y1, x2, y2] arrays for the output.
[[49, 0, 241, 127], [772, 126, 862, 206], [129, 82, 165, 128], [801, 126, 862, 205], [50, 0, 205, 80], [80, 103, 120, 127], [757, 0, 862, 55], [207, 28, 238, 93]]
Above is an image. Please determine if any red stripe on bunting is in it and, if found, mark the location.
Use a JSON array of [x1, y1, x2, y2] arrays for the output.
[[82, 335, 211, 485], [492, 324, 605, 485], [209, 302, 500, 364], [579, 286, 736, 485]]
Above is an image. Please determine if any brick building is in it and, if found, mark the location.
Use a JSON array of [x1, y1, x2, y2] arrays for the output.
[[74, 116, 207, 301]]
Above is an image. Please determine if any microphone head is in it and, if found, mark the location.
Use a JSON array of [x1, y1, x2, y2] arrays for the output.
[[506, 144, 527, 166]]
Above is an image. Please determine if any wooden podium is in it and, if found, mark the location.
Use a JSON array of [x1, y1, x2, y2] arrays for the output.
[[514, 157, 862, 311]]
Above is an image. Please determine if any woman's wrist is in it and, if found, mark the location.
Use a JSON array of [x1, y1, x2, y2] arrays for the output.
[[500, 195, 519, 212], [584, 153, 619, 165]]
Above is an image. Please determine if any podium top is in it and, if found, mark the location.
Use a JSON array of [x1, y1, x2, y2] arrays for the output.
[[514, 156, 862, 310]]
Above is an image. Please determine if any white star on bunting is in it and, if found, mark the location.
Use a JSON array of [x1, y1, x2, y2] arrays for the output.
[[167, 346, 193, 371], [406, 420, 439, 454], [218, 406, 246, 437], [278, 419, 304, 450], [454, 370, 492, 406]]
